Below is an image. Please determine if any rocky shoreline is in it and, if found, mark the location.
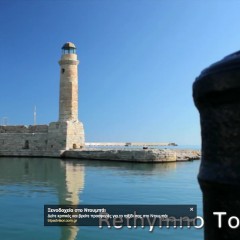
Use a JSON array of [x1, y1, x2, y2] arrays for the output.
[[174, 149, 201, 161], [62, 148, 201, 163]]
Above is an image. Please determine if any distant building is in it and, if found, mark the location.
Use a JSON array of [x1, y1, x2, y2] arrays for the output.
[[0, 42, 85, 157]]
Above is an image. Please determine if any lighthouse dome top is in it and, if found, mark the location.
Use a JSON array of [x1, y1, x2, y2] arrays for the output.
[[62, 42, 76, 49], [61, 42, 77, 54]]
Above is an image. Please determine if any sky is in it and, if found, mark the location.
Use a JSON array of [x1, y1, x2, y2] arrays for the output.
[[1, 0, 240, 145]]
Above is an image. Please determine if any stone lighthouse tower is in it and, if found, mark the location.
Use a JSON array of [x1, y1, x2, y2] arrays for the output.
[[59, 42, 79, 122], [48, 42, 85, 151]]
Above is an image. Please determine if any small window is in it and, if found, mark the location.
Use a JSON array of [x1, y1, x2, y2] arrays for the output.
[[61, 68, 65, 74], [23, 140, 29, 149], [73, 144, 77, 149]]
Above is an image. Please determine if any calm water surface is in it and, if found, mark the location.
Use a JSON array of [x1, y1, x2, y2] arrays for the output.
[[0, 157, 203, 240]]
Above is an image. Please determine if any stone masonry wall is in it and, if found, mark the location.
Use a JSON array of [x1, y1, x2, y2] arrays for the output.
[[47, 121, 85, 151], [66, 120, 85, 150], [0, 121, 85, 155], [47, 122, 67, 151], [0, 125, 48, 151]]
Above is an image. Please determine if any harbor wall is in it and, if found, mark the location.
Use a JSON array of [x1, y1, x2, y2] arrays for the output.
[[0, 121, 85, 155], [0, 126, 200, 162], [0, 125, 48, 151], [85, 142, 177, 147], [62, 149, 177, 163]]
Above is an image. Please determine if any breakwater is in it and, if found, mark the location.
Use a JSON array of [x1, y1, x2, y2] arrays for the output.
[[0, 148, 200, 163], [62, 148, 200, 163], [85, 142, 177, 147]]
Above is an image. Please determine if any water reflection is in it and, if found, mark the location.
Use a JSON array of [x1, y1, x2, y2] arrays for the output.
[[0, 157, 180, 240], [58, 162, 85, 240], [0, 158, 85, 240], [69, 159, 177, 174]]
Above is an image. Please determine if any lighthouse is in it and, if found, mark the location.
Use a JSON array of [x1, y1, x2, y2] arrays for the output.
[[48, 42, 85, 151], [59, 42, 79, 121]]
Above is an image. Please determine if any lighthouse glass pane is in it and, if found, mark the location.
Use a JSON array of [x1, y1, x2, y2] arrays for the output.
[[69, 49, 75, 54]]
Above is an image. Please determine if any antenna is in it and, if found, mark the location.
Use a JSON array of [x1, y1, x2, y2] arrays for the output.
[[34, 106, 37, 125]]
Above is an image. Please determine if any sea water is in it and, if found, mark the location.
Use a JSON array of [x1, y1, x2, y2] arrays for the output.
[[0, 153, 203, 240]]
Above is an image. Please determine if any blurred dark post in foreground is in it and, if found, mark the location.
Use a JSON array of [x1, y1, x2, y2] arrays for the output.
[[193, 51, 240, 239]]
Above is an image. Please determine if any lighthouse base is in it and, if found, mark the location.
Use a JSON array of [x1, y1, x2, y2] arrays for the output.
[[48, 120, 85, 151]]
